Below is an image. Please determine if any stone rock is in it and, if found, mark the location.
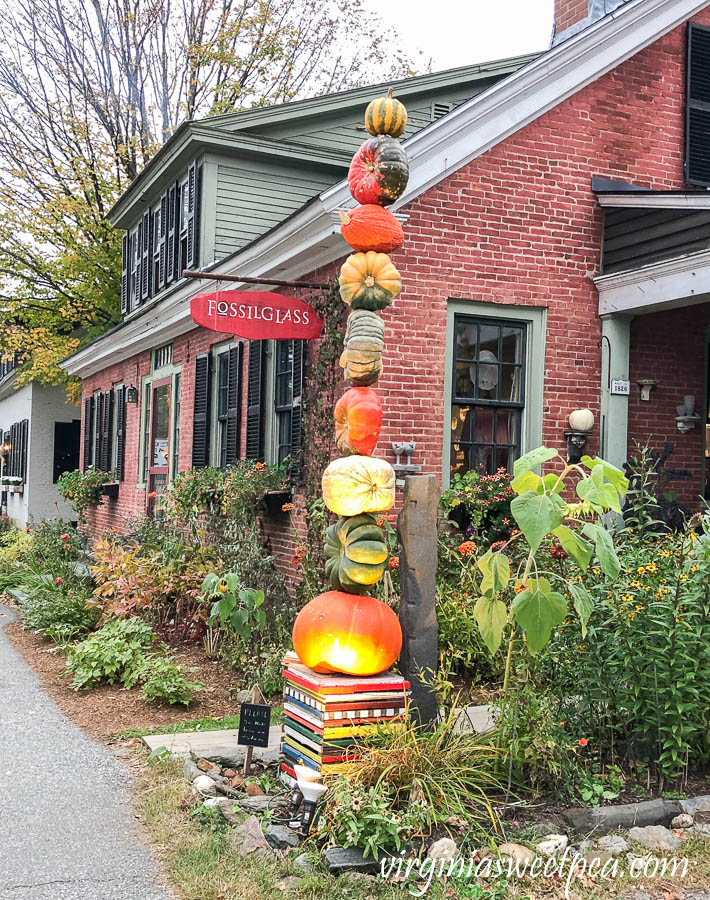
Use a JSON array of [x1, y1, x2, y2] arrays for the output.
[[231, 775, 246, 790], [293, 852, 314, 874], [323, 846, 381, 874], [238, 795, 272, 813], [671, 813, 694, 830], [224, 769, 237, 778], [343, 872, 376, 886], [230, 815, 272, 855], [183, 760, 202, 782], [690, 823, 710, 840], [680, 795, 710, 817], [581, 849, 613, 867], [562, 799, 681, 836], [192, 774, 217, 797], [275, 876, 302, 892], [215, 798, 248, 826], [536, 834, 568, 857], [246, 783, 265, 797], [696, 810, 710, 826], [427, 838, 457, 860], [628, 825, 682, 852], [596, 834, 629, 856], [197, 758, 220, 774], [265, 824, 302, 850], [576, 839, 593, 852], [497, 843, 535, 864]]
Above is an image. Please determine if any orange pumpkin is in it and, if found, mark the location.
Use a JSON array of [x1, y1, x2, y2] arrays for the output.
[[339, 205, 404, 253], [334, 387, 382, 456], [292, 590, 402, 676], [322, 455, 395, 516]]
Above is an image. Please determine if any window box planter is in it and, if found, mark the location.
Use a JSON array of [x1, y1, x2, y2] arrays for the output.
[[260, 489, 292, 517], [5, 482, 24, 495], [101, 481, 120, 499]]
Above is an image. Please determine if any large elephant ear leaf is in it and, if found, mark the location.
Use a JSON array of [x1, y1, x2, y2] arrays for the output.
[[569, 582, 593, 638], [510, 492, 565, 553], [474, 596, 507, 656], [582, 522, 621, 581], [512, 587, 568, 653], [513, 446, 558, 479]]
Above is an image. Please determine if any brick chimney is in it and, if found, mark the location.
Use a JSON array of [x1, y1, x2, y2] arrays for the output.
[[553, 0, 630, 45]]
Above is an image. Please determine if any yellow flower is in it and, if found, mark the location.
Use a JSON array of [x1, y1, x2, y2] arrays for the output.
[[630, 581, 641, 589], [638, 566, 646, 574], [690, 532, 698, 541], [592, 567, 601, 575], [659, 549, 671, 558], [691, 565, 699, 573], [646, 562, 658, 573], [679, 573, 687, 583]]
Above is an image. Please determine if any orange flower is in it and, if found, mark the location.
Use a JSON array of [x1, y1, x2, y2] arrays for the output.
[[281, 502, 295, 512], [578, 738, 588, 747], [147, 491, 157, 499], [388, 556, 399, 570], [255, 461, 265, 470], [514, 583, 528, 594], [458, 541, 477, 556]]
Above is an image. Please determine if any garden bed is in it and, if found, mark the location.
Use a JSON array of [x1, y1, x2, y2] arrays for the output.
[[4, 618, 239, 739]]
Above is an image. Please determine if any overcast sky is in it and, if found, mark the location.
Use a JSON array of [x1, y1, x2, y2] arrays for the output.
[[367, 0, 555, 71]]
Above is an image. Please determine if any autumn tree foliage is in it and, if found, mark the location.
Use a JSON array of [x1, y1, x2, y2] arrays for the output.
[[0, 0, 419, 399]]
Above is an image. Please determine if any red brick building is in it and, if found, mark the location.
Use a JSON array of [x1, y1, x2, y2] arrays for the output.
[[63, 0, 710, 570]]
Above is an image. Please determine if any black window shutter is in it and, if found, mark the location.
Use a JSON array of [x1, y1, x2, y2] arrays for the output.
[[19, 419, 28, 482], [186, 161, 201, 269], [121, 232, 128, 315], [115, 386, 127, 481], [225, 343, 243, 466], [135, 220, 143, 306], [245, 341, 266, 460], [686, 22, 710, 185], [140, 210, 151, 301], [94, 393, 104, 467], [9, 422, 16, 477], [289, 340, 305, 479], [158, 193, 167, 289], [191, 354, 211, 468], [166, 185, 177, 283], [83, 396, 94, 470]]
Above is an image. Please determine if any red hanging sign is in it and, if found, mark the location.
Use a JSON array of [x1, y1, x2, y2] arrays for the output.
[[190, 290, 323, 340]]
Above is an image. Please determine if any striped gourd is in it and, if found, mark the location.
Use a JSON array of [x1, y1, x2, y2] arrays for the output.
[[364, 88, 408, 138]]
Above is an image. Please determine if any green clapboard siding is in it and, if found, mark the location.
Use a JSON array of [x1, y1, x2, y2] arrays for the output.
[[214, 158, 337, 259]]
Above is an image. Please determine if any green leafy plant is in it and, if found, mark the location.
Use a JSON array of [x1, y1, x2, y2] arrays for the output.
[[139, 656, 203, 707], [202, 573, 266, 642], [325, 778, 430, 859], [20, 584, 99, 642], [159, 466, 225, 530], [441, 467, 515, 545], [57, 467, 114, 523], [190, 803, 229, 833], [574, 765, 624, 806], [66, 617, 156, 689]]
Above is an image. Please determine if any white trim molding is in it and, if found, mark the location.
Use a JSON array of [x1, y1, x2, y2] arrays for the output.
[[62, 0, 710, 379], [595, 248, 710, 315], [597, 192, 710, 208]]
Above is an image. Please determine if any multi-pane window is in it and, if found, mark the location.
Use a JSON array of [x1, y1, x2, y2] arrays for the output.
[[216, 350, 230, 468], [129, 228, 139, 311], [152, 205, 161, 289], [450, 316, 526, 478], [179, 177, 189, 275], [274, 341, 294, 465], [172, 373, 181, 480], [154, 343, 173, 369]]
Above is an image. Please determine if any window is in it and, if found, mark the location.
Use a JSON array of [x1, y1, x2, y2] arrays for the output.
[[450, 316, 526, 477], [191, 342, 243, 469], [154, 343, 173, 370], [274, 341, 295, 465], [53, 421, 80, 483], [120, 161, 201, 315], [172, 372, 181, 480], [138, 355, 182, 487], [92, 389, 102, 467], [82, 386, 127, 479], [216, 350, 230, 467]]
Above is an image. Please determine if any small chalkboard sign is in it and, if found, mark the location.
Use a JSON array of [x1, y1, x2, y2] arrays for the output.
[[238, 702, 271, 749]]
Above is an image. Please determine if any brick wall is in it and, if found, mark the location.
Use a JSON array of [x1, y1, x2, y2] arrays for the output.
[[556, 0, 589, 33], [80, 8, 710, 570]]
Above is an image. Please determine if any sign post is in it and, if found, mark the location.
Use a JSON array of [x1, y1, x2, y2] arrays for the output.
[[238, 684, 271, 776]]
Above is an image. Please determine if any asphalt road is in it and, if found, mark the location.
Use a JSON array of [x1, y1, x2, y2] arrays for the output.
[[0, 603, 171, 899]]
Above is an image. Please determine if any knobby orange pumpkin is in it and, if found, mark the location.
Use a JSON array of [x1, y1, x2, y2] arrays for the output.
[[292, 590, 402, 676], [339, 205, 404, 253], [334, 387, 382, 456], [365, 88, 408, 139], [322, 455, 395, 516]]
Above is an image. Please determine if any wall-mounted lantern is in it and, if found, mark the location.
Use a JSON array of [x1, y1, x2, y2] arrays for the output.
[[126, 385, 139, 404], [564, 408, 594, 463]]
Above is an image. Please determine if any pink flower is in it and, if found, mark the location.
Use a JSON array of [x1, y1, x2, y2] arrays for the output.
[[60, 534, 70, 542], [578, 738, 588, 747], [54, 577, 63, 587]]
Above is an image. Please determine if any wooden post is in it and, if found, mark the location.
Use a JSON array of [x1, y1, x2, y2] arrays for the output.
[[397, 475, 439, 727]]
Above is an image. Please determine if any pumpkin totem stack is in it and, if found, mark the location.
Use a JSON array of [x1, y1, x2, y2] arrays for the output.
[[281, 90, 411, 781]]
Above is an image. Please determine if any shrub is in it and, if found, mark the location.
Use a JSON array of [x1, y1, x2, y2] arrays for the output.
[[0, 528, 34, 573], [20, 585, 99, 642], [57, 468, 114, 523], [139, 656, 203, 706], [440, 467, 515, 545], [66, 617, 156, 690]]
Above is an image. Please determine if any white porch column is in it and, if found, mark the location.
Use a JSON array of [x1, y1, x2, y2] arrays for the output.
[[600, 315, 631, 468]]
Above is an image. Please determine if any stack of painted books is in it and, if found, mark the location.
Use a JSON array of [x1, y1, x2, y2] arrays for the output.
[[280, 651, 410, 786]]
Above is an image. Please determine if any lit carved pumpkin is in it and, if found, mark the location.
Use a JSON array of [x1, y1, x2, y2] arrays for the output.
[[325, 514, 388, 593], [339, 309, 384, 387], [348, 136, 409, 206], [339, 205, 404, 253], [365, 88, 408, 139], [335, 386, 382, 456], [322, 455, 395, 516], [292, 590, 402, 675], [339, 251, 401, 311]]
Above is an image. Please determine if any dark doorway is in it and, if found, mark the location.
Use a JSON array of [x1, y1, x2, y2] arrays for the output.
[[53, 420, 81, 482]]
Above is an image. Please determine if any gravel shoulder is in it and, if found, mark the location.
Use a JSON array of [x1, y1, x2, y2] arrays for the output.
[[0, 603, 173, 899]]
